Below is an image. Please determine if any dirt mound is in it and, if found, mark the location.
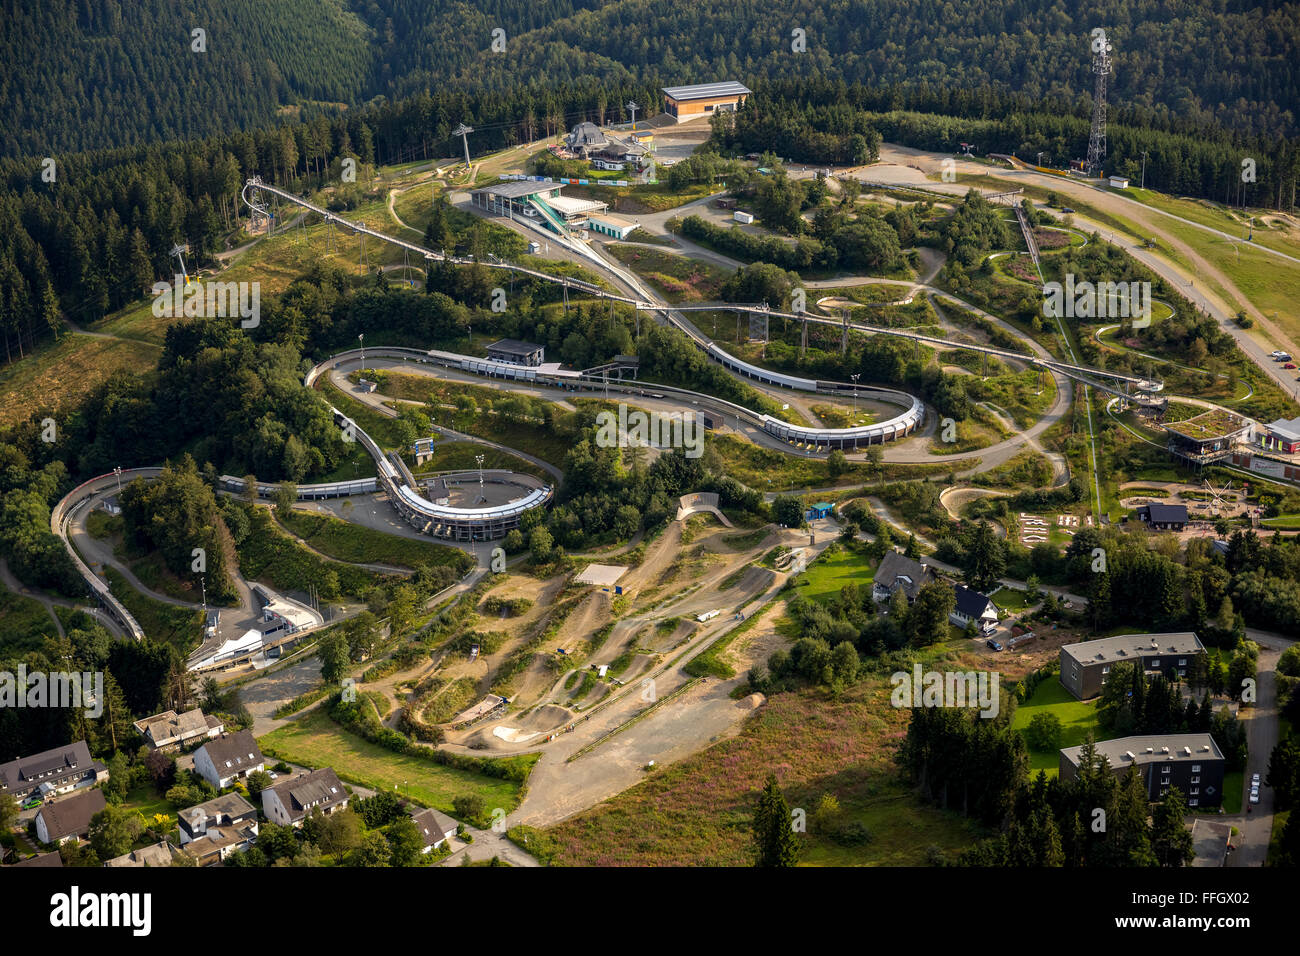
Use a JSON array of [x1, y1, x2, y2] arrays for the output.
[[739, 693, 766, 710], [461, 703, 573, 750], [724, 564, 775, 597], [616, 653, 656, 683], [516, 704, 571, 731], [643, 619, 695, 653]]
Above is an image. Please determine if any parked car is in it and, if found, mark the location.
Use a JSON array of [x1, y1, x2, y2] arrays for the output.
[[21, 797, 41, 810], [1062, 207, 1076, 213], [1284, 363, 1297, 369], [1252, 773, 1261, 787], [986, 639, 1003, 651], [1249, 788, 1260, 804]]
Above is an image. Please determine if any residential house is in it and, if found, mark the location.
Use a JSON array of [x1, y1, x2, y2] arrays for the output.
[[35, 788, 106, 845], [178, 793, 259, 846], [104, 840, 180, 867], [133, 708, 225, 752], [182, 822, 259, 866], [13, 851, 63, 867], [411, 807, 459, 853], [950, 585, 999, 633], [1059, 734, 1225, 808], [0, 740, 108, 802], [1059, 632, 1206, 701], [870, 551, 936, 604], [262, 768, 349, 827], [193, 730, 265, 790]]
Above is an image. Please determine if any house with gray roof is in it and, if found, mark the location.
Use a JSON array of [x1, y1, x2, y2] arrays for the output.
[[133, 707, 224, 751], [35, 788, 106, 845], [178, 792, 258, 845], [0, 740, 107, 801], [411, 807, 459, 852], [193, 730, 264, 790], [871, 551, 936, 605], [262, 767, 349, 827], [104, 840, 181, 867], [565, 121, 609, 158]]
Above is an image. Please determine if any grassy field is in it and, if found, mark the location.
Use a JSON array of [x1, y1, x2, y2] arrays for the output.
[[1010, 677, 1103, 776], [1222, 770, 1244, 815], [411, 440, 551, 482], [541, 674, 988, 865], [102, 567, 202, 652], [794, 546, 875, 603], [238, 509, 393, 599], [355, 371, 573, 467], [320, 380, 411, 449], [259, 708, 535, 817], [121, 785, 177, 831], [1124, 188, 1300, 260], [278, 510, 471, 572], [710, 433, 949, 490], [607, 244, 728, 302], [991, 586, 1032, 613], [563, 181, 716, 214], [0, 579, 57, 656], [0, 334, 160, 427]]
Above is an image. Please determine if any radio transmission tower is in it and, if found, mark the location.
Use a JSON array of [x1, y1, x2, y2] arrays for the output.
[[1086, 28, 1112, 176]]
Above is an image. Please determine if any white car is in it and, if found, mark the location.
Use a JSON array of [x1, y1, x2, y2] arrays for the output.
[[1249, 788, 1260, 804], [1251, 773, 1261, 787]]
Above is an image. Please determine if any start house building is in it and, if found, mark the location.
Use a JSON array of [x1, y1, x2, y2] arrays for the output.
[[1059, 632, 1206, 701], [1059, 734, 1225, 807], [661, 82, 751, 122]]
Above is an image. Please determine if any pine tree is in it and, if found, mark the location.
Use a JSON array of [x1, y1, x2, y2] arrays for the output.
[[1150, 788, 1195, 866], [752, 774, 799, 867]]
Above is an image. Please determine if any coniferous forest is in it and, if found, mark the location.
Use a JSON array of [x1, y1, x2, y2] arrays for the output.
[[2, 0, 1297, 159]]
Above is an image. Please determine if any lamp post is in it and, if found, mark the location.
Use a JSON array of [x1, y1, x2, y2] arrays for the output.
[[850, 373, 860, 416], [1140, 150, 1148, 190], [476, 454, 485, 488], [358, 333, 365, 376], [113, 466, 122, 492]]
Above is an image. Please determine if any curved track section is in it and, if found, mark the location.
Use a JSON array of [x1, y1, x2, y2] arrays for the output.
[[51, 470, 159, 641], [314, 346, 926, 451]]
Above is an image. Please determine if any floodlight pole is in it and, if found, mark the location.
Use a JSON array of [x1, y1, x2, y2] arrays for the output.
[[626, 101, 639, 132]]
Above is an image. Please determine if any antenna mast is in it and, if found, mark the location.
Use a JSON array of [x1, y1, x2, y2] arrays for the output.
[[1086, 28, 1112, 176]]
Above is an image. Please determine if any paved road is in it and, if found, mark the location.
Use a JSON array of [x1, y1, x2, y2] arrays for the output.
[[439, 825, 540, 867], [1225, 631, 1292, 867], [871, 145, 1300, 401]]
